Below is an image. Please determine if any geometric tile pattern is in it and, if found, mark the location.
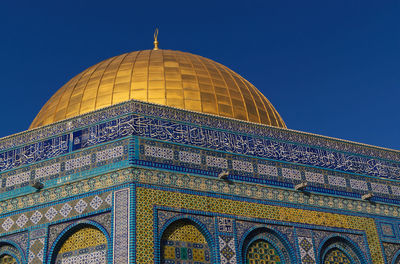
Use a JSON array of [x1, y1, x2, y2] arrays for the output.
[[219, 235, 237, 264], [312, 230, 368, 263], [136, 139, 400, 209], [381, 223, 395, 237], [305, 172, 325, 184], [161, 221, 211, 264], [28, 237, 45, 264], [282, 168, 301, 180], [323, 249, 351, 264], [371, 182, 389, 194], [3, 99, 400, 208], [55, 227, 107, 264], [1, 139, 128, 191], [382, 242, 400, 264], [0, 232, 29, 260], [1, 100, 398, 171], [130, 167, 400, 221], [0, 191, 112, 233], [349, 179, 368, 191], [246, 239, 281, 264], [2, 166, 399, 228], [95, 146, 124, 163], [113, 188, 130, 264], [298, 236, 316, 264], [138, 139, 399, 201], [136, 187, 384, 264], [47, 212, 111, 255], [327, 176, 347, 188]]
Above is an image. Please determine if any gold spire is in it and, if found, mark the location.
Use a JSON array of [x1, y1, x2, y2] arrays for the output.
[[153, 28, 159, 50]]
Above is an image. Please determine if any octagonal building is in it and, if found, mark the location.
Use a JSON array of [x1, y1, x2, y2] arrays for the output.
[[0, 46, 398, 264]]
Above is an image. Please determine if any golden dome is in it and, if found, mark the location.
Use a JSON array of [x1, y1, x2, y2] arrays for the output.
[[30, 49, 286, 129]]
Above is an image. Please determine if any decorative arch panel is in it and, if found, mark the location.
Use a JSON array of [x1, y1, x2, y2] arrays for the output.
[[241, 227, 294, 264], [319, 236, 366, 264], [52, 226, 108, 264], [161, 220, 211, 264], [246, 239, 282, 264]]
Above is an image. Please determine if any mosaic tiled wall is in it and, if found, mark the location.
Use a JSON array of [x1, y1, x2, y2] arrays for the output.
[[1, 100, 400, 190], [132, 167, 400, 219], [0, 99, 399, 264], [0, 167, 396, 263], [0, 191, 112, 234], [154, 197, 377, 264], [136, 186, 383, 263], [324, 249, 351, 264], [0, 232, 28, 262], [382, 242, 400, 264], [54, 227, 107, 264], [113, 188, 130, 264], [1, 100, 398, 164], [137, 139, 400, 203], [0, 139, 129, 196], [218, 217, 237, 264], [29, 228, 46, 264], [296, 229, 316, 264], [161, 221, 212, 264], [246, 240, 282, 264]]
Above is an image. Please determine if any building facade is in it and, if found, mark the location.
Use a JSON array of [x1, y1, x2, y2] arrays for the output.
[[0, 49, 399, 264]]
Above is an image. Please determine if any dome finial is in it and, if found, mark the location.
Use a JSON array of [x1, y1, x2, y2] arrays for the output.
[[153, 28, 159, 50]]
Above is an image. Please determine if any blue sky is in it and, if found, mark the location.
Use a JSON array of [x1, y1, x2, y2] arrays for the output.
[[0, 1, 399, 150]]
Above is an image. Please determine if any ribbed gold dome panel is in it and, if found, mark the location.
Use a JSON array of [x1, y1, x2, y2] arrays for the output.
[[30, 50, 286, 129]]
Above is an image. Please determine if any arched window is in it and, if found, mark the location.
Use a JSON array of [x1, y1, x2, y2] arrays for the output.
[[161, 220, 211, 264], [319, 236, 365, 264], [52, 225, 108, 264], [323, 248, 351, 264], [246, 239, 282, 264], [242, 227, 294, 264], [0, 255, 17, 264]]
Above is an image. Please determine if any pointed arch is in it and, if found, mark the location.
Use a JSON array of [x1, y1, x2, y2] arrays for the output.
[[48, 221, 110, 264], [240, 226, 296, 264], [159, 217, 215, 264], [318, 235, 367, 264]]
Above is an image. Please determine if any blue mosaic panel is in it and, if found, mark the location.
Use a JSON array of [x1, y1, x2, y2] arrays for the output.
[[0, 139, 129, 194], [3, 108, 400, 181], [136, 139, 400, 202], [68, 114, 400, 181], [0, 135, 69, 173], [2, 100, 399, 166]]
